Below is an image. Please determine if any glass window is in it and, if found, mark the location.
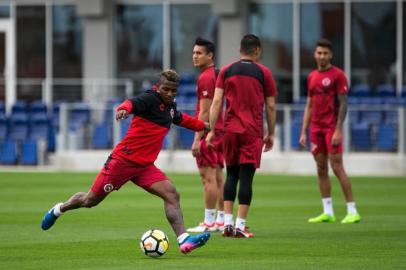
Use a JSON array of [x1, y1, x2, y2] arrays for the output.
[[17, 6, 46, 101], [170, 4, 218, 75], [300, 3, 344, 96], [116, 4, 163, 79], [249, 3, 293, 103], [0, 5, 10, 18], [351, 2, 396, 92], [53, 5, 82, 78], [17, 6, 46, 79]]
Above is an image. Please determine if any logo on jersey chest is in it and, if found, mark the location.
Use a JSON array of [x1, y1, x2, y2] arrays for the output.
[[322, 77, 331, 87]]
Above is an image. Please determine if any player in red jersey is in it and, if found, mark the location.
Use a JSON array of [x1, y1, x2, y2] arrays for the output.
[[207, 34, 277, 238], [187, 37, 225, 233], [41, 70, 211, 254], [300, 39, 361, 224]]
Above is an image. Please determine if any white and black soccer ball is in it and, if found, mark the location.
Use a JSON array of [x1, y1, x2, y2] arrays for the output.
[[140, 229, 169, 257]]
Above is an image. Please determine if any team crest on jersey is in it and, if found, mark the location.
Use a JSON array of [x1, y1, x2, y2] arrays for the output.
[[202, 90, 208, 97], [322, 78, 331, 87], [170, 108, 174, 118], [159, 104, 165, 111], [104, 183, 114, 193], [310, 143, 317, 152]]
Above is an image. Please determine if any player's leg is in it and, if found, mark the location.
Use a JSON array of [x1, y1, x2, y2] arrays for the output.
[[235, 163, 256, 238], [146, 180, 210, 254], [222, 164, 239, 236], [41, 154, 133, 231], [214, 166, 225, 231], [308, 130, 335, 223], [329, 153, 360, 223], [187, 166, 218, 232]]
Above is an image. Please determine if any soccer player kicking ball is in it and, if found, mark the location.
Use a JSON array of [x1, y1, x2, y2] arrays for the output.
[[300, 39, 361, 224], [41, 69, 210, 254]]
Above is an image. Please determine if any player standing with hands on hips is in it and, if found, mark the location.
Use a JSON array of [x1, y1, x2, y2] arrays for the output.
[[206, 34, 277, 238], [41, 69, 211, 254], [300, 39, 361, 224]]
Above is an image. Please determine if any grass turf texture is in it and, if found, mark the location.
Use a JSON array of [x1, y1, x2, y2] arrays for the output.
[[0, 172, 405, 270]]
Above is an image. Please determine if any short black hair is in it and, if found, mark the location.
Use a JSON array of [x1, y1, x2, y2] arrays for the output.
[[240, 34, 261, 55], [194, 37, 215, 58], [316, 38, 332, 50]]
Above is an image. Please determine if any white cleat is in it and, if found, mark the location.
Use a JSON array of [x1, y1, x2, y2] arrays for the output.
[[187, 222, 218, 233]]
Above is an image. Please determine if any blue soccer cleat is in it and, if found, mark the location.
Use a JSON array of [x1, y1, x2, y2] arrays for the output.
[[179, 233, 210, 254], [41, 204, 61, 230]]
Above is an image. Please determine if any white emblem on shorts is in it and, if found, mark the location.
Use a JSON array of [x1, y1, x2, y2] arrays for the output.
[[104, 183, 114, 193], [310, 143, 317, 152], [322, 78, 331, 87]]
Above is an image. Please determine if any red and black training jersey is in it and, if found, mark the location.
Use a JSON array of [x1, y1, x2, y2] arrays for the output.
[[216, 59, 278, 137], [113, 90, 206, 166], [307, 65, 348, 129], [195, 65, 224, 131]]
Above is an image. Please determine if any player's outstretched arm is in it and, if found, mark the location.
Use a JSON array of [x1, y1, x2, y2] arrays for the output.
[[115, 99, 133, 121]]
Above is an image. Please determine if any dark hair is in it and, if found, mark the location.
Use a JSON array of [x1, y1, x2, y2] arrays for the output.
[[240, 34, 261, 55], [159, 69, 180, 84], [194, 37, 215, 58], [316, 38, 332, 50]]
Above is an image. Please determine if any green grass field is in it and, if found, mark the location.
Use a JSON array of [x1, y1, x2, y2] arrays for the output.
[[0, 172, 405, 270]]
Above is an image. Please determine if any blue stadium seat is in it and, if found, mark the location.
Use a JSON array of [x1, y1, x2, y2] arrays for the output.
[[179, 73, 196, 84], [351, 84, 372, 97], [402, 86, 406, 97], [359, 110, 382, 126], [0, 113, 7, 141], [348, 97, 359, 105], [20, 139, 38, 165], [70, 102, 91, 125], [376, 84, 396, 97], [0, 139, 17, 164], [291, 109, 304, 122], [349, 110, 359, 125], [178, 84, 196, 98], [92, 123, 111, 149], [29, 100, 48, 115], [384, 110, 398, 124], [290, 120, 302, 150], [8, 113, 29, 141], [351, 123, 372, 151], [0, 101, 5, 114], [29, 114, 50, 141], [11, 101, 28, 114], [178, 128, 194, 149], [120, 116, 132, 139], [376, 123, 396, 151], [358, 97, 383, 105]]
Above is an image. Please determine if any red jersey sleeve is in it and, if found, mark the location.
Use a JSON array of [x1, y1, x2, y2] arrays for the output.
[[336, 70, 349, 95], [215, 68, 226, 89], [197, 73, 215, 100], [173, 111, 205, 131], [307, 73, 314, 97], [116, 99, 133, 113], [263, 68, 278, 97]]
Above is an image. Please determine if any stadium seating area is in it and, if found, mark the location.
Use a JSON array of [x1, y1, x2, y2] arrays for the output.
[[1, 82, 405, 165]]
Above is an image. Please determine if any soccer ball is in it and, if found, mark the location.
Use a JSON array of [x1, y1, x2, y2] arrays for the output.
[[140, 229, 169, 257]]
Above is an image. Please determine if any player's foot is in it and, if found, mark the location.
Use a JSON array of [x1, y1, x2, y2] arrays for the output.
[[222, 225, 234, 237], [214, 222, 224, 232], [41, 203, 62, 230], [179, 233, 210, 254], [308, 213, 336, 223], [187, 222, 217, 233], [234, 227, 254, 238], [341, 213, 361, 224]]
